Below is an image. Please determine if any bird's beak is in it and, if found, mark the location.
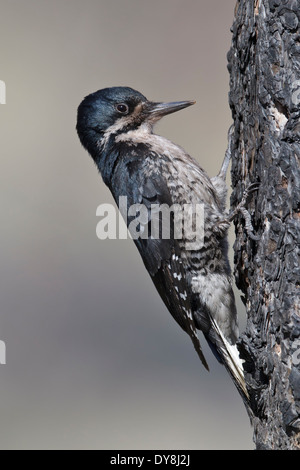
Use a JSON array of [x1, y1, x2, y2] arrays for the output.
[[146, 100, 196, 119]]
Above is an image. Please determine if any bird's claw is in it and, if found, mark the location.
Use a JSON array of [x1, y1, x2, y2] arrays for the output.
[[224, 182, 260, 240]]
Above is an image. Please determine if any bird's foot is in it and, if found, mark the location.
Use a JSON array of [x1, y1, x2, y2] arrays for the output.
[[216, 183, 260, 240], [228, 183, 260, 240]]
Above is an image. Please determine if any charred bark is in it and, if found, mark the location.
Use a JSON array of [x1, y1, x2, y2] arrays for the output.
[[228, 0, 300, 450]]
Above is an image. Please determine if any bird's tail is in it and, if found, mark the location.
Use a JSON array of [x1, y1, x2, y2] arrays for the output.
[[208, 315, 251, 410]]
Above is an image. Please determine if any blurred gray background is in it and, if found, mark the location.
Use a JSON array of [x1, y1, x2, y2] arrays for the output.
[[0, 0, 253, 449]]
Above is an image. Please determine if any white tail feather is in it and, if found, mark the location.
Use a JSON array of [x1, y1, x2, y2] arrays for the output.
[[209, 316, 249, 401]]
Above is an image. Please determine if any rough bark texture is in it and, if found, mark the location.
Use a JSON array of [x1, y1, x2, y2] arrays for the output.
[[228, 0, 300, 450]]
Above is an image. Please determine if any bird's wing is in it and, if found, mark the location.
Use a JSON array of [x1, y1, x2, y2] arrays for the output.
[[131, 173, 209, 370]]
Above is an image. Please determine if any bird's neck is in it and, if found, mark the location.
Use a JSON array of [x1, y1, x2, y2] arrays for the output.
[[94, 122, 154, 185], [92, 135, 119, 188]]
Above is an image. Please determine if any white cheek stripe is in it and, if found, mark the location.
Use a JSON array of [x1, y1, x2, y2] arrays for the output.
[[101, 103, 146, 149]]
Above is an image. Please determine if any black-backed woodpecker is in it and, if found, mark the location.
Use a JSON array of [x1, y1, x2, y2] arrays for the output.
[[76, 86, 250, 405]]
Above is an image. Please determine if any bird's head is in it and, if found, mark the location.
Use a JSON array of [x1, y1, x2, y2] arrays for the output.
[[76, 86, 195, 181]]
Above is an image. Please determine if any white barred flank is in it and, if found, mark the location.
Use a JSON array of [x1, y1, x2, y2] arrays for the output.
[[191, 272, 239, 343]]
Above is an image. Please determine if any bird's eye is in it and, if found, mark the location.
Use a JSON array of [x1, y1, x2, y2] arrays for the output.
[[116, 103, 129, 114]]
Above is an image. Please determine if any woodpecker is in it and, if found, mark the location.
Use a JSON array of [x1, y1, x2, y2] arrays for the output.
[[76, 86, 250, 404]]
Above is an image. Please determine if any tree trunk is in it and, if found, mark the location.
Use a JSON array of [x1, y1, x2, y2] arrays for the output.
[[228, 0, 300, 450]]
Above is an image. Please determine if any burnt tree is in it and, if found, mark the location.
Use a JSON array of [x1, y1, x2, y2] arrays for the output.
[[228, 0, 300, 450]]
